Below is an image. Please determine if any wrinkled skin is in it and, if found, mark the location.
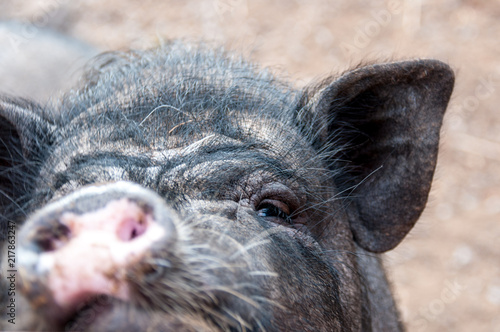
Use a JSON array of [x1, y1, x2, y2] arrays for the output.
[[0, 41, 454, 331]]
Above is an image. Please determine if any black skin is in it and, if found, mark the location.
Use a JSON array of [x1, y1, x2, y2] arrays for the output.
[[0, 41, 454, 331]]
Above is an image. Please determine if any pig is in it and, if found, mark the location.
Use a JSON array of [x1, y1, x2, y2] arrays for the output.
[[0, 41, 454, 331]]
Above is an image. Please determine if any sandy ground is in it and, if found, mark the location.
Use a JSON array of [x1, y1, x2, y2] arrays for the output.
[[0, 0, 499, 331]]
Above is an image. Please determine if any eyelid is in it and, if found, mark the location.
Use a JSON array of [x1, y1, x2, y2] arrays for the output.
[[250, 182, 301, 213]]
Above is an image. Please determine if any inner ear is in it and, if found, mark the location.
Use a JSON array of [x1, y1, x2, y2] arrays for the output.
[[300, 60, 454, 253], [0, 98, 54, 239], [0, 116, 24, 206]]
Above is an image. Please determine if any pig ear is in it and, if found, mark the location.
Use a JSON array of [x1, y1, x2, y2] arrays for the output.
[[0, 98, 53, 229], [299, 60, 454, 253]]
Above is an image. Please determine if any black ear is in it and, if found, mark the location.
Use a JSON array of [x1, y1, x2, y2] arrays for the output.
[[0, 98, 53, 240], [299, 60, 454, 253]]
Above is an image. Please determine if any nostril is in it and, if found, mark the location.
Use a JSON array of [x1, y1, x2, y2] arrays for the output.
[[34, 222, 71, 252], [117, 214, 149, 241]]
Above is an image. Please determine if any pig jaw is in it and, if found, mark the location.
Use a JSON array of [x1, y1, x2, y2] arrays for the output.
[[13, 181, 351, 331]]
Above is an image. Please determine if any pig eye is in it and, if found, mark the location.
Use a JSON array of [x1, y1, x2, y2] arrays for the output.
[[257, 200, 292, 224]]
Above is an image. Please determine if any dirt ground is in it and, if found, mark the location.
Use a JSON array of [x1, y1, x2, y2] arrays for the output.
[[1, 0, 499, 331]]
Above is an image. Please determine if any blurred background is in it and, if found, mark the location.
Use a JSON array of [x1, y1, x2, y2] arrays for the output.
[[0, 0, 499, 331]]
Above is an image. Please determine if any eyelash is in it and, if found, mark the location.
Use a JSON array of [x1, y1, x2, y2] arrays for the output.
[[257, 202, 292, 224]]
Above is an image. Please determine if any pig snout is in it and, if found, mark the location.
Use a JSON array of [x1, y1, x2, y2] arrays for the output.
[[16, 182, 178, 325]]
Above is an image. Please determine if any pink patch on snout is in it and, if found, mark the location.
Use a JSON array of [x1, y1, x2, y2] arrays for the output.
[[38, 199, 166, 309]]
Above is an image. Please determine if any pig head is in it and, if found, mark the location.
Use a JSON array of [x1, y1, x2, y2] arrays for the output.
[[0, 43, 454, 331]]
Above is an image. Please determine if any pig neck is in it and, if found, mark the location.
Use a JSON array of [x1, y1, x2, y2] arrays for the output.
[[355, 245, 404, 331]]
